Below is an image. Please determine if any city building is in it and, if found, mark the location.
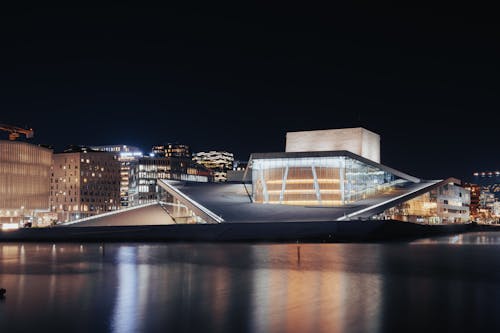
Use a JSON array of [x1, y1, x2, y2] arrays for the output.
[[464, 183, 481, 220], [0, 140, 53, 228], [473, 171, 500, 199], [154, 127, 470, 225], [152, 143, 191, 158], [50, 146, 121, 222], [193, 151, 234, 182], [135, 155, 212, 204], [90, 145, 143, 207]]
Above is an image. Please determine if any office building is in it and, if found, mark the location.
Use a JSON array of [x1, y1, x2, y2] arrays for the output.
[[50, 146, 121, 222], [135, 156, 212, 204], [90, 145, 143, 207]]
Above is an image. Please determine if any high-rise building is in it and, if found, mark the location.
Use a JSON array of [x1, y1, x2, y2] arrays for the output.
[[90, 145, 143, 207], [0, 140, 53, 228], [193, 151, 234, 182], [50, 146, 121, 222], [152, 143, 191, 158], [135, 156, 212, 204]]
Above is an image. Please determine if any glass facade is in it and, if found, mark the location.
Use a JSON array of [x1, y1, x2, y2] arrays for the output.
[[376, 182, 470, 224], [251, 156, 399, 206], [90, 145, 143, 207], [158, 190, 210, 224], [136, 157, 210, 205]]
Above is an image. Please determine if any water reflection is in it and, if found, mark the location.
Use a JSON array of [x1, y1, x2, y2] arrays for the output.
[[249, 245, 381, 333], [111, 247, 139, 333], [412, 232, 500, 245], [2, 240, 500, 332]]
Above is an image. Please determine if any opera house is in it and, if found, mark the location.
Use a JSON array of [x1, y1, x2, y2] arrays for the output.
[[156, 127, 470, 225]]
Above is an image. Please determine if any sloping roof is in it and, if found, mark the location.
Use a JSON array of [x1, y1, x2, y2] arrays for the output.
[[337, 178, 460, 220], [158, 179, 443, 223], [63, 203, 175, 226]]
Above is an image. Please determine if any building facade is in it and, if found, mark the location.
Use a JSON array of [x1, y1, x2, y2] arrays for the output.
[[193, 151, 235, 182], [152, 143, 191, 158], [90, 145, 143, 207], [464, 183, 481, 221], [285, 127, 381, 163], [0, 141, 53, 228], [249, 152, 403, 206], [50, 147, 121, 222], [135, 156, 212, 204], [473, 171, 500, 199], [378, 181, 470, 224]]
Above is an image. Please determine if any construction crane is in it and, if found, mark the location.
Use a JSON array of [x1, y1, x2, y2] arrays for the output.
[[0, 123, 34, 141]]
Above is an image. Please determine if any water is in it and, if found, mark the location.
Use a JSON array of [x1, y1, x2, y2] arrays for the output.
[[2, 232, 500, 332]]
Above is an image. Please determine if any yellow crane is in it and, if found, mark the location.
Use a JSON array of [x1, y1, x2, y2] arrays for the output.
[[0, 123, 34, 141]]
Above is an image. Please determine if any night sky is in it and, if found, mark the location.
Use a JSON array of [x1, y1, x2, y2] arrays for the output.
[[0, 3, 498, 181]]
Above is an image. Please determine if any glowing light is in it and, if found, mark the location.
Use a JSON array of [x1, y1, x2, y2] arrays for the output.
[[2, 223, 20, 230], [266, 179, 340, 184]]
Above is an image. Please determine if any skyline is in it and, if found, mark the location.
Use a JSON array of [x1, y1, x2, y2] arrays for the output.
[[1, 3, 499, 181]]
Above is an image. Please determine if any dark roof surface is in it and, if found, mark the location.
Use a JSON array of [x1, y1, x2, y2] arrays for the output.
[[164, 180, 441, 223]]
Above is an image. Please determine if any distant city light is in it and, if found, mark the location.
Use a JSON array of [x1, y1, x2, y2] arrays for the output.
[[120, 152, 143, 157], [2, 223, 19, 231]]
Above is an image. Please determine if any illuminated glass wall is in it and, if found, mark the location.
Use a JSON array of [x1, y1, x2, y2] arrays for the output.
[[0, 141, 52, 226], [251, 156, 398, 206], [377, 182, 470, 224]]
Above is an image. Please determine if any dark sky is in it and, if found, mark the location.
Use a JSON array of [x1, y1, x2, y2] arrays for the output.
[[0, 3, 498, 181]]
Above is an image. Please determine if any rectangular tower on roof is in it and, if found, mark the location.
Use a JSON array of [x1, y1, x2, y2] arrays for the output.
[[285, 127, 380, 163]]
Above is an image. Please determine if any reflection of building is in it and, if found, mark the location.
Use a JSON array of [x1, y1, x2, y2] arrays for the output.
[[135, 156, 212, 205], [155, 127, 471, 225], [193, 151, 234, 182], [0, 141, 53, 228], [90, 145, 143, 207], [152, 143, 191, 158], [50, 146, 121, 222]]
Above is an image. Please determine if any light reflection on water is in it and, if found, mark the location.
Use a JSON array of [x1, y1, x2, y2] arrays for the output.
[[2, 238, 500, 332], [411, 232, 500, 245]]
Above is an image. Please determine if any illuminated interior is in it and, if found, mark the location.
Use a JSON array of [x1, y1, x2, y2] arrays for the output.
[[377, 182, 470, 224], [251, 155, 401, 206]]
